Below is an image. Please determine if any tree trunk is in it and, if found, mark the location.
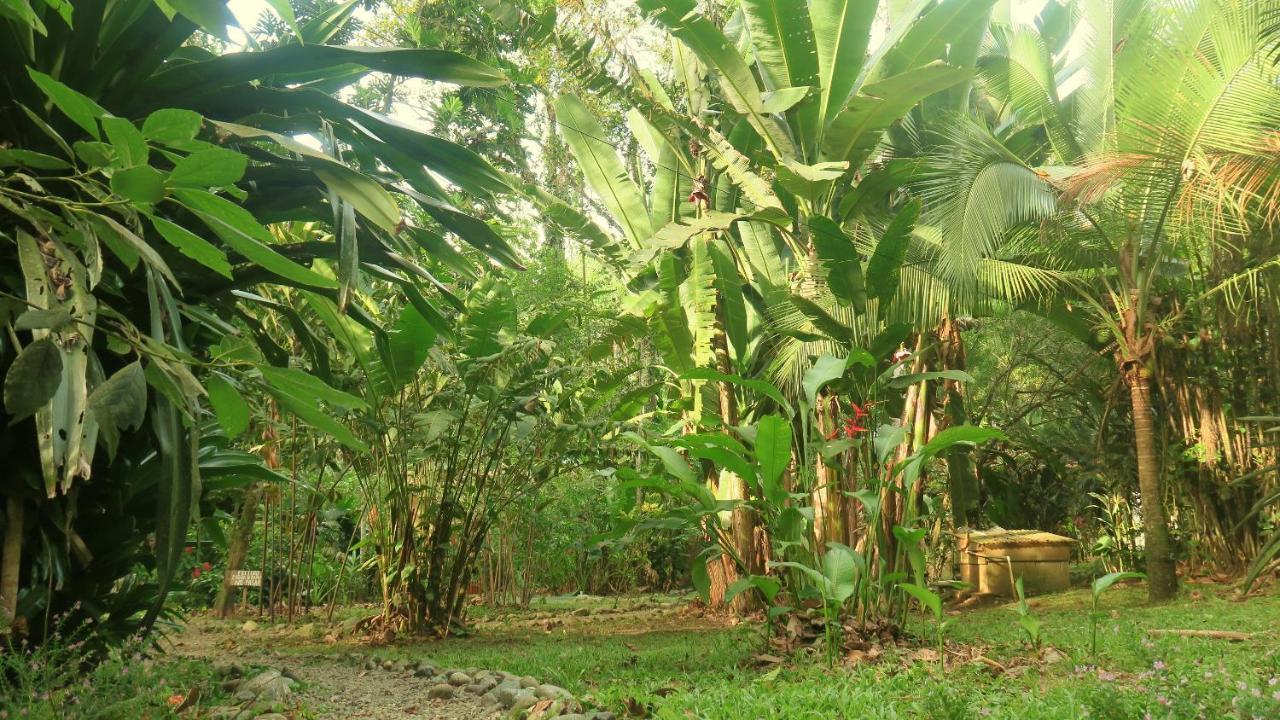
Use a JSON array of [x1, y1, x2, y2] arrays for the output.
[[1, 497, 22, 629], [214, 485, 261, 618], [712, 289, 758, 613], [1127, 371, 1179, 600]]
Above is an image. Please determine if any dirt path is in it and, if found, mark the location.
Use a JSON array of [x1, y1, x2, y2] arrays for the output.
[[167, 599, 706, 719], [170, 622, 496, 719]]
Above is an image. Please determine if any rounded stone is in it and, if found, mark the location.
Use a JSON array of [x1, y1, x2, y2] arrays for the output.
[[510, 691, 538, 711], [427, 684, 457, 700], [536, 683, 572, 701], [519, 675, 539, 689], [448, 671, 472, 686]]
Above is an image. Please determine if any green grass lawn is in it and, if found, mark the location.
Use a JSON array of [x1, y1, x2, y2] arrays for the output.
[[347, 583, 1280, 719]]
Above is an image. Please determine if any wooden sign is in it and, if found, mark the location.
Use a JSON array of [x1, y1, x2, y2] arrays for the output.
[[229, 570, 262, 587]]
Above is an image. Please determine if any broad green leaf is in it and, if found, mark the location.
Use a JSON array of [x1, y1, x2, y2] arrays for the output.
[[90, 214, 178, 288], [824, 544, 859, 605], [866, 199, 920, 303], [385, 304, 436, 387], [150, 45, 508, 95], [270, 388, 368, 452], [802, 353, 846, 408], [874, 423, 907, 463], [14, 307, 72, 331], [790, 294, 851, 341], [312, 165, 400, 233], [27, 67, 106, 139], [900, 582, 943, 620], [0, 149, 70, 170], [101, 116, 148, 166], [2, 0, 47, 35], [4, 338, 62, 423], [680, 370, 794, 417], [167, 148, 247, 188], [1091, 571, 1144, 601], [147, 214, 233, 279], [110, 165, 165, 203], [821, 63, 971, 166], [810, 215, 866, 311], [73, 141, 115, 167], [917, 425, 1004, 459], [260, 365, 366, 410], [553, 94, 653, 248], [175, 189, 337, 289], [142, 109, 203, 145], [205, 372, 250, 438], [813, 0, 878, 125], [754, 414, 791, 504], [86, 361, 147, 457], [168, 0, 237, 41], [262, 0, 300, 38]]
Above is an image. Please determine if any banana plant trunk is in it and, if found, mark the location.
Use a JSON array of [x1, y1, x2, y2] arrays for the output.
[[713, 298, 759, 612]]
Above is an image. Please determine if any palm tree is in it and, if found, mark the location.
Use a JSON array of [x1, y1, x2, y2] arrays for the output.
[[922, 0, 1280, 599]]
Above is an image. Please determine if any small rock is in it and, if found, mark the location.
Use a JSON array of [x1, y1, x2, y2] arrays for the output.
[[281, 667, 302, 682], [536, 683, 572, 701], [464, 682, 488, 695], [591, 712, 617, 720], [510, 691, 538, 711], [206, 706, 240, 719], [381, 660, 395, 671], [241, 620, 259, 632], [363, 659, 378, 671], [428, 684, 456, 700], [519, 675, 539, 688], [448, 671, 473, 686], [413, 667, 434, 678], [494, 684, 522, 707]]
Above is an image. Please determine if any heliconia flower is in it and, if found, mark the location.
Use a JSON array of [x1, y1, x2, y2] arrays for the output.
[[843, 418, 868, 438], [202, 562, 212, 571], [850, 401, 869, 419], [191, 567, 202, 578], [184, 546, 193, 554]]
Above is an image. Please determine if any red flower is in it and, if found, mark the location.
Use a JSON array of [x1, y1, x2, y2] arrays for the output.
[[191, 567, 202, 578], [849, 401, 869, 419], [202, 562, 212, 571], [842, 418, 868, 438], [184, 546, 193, 554]]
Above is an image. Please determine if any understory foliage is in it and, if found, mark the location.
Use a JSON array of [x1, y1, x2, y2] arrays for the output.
[[1, 0, 1278, 684]]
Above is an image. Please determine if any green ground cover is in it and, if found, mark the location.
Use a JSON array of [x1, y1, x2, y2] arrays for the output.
[[345, 584, 1280, 719]]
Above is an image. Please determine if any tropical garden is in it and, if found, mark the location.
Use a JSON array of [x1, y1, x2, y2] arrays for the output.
[[0, 0, 1278, 717]]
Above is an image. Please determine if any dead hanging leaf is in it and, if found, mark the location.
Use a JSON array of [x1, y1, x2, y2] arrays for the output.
[[752, 653, 785, 666]]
